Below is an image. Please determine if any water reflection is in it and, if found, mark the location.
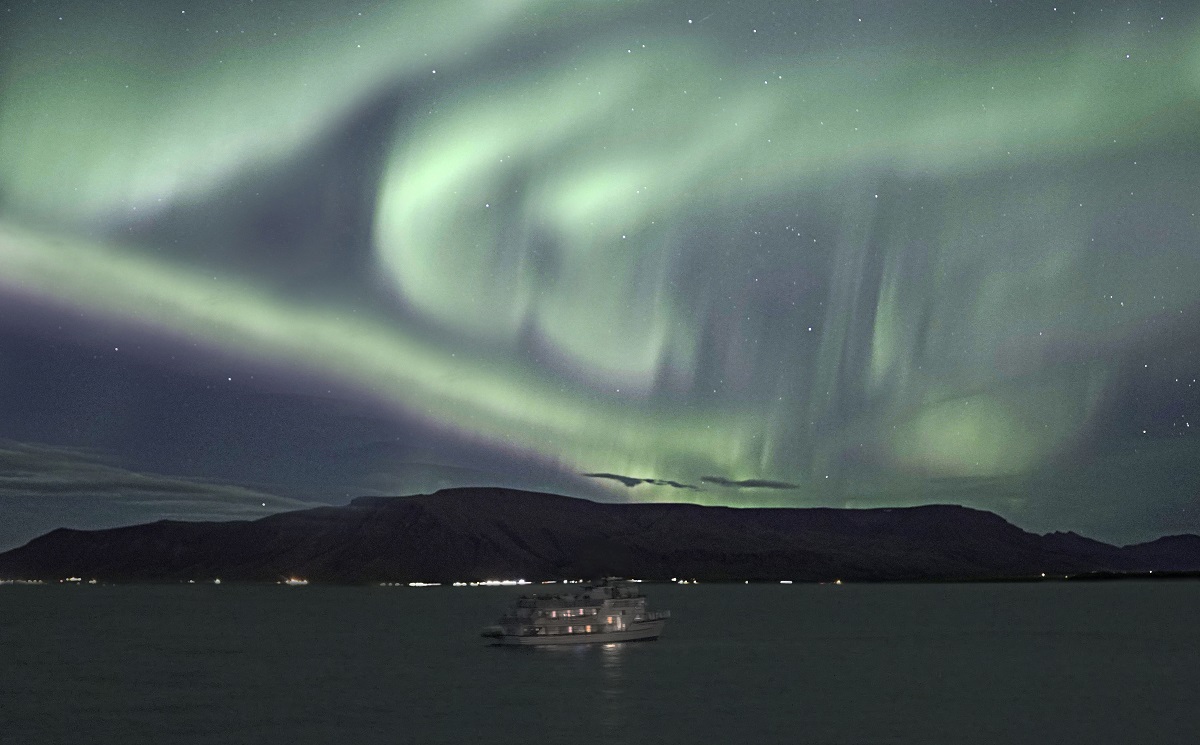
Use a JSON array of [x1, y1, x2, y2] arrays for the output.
[[529, 641, 631, 732], [600, 643, 628, 733]]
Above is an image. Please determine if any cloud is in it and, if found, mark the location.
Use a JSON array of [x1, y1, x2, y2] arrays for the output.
[[0, 440, 320, 550], [0, 440, 303, 508], [701, 476, 799, 490], [584, 472, 698, 490]]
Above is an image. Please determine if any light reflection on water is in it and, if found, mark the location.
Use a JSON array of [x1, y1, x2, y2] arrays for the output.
[[600, 643, 627, 732], [522, 639, 632, 732]]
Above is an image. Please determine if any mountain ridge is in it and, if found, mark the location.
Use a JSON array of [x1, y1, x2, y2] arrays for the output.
[[2, 487, 1198, 583]]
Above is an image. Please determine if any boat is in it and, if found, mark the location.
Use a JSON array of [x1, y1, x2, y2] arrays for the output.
[[480, 578, 670, 646]]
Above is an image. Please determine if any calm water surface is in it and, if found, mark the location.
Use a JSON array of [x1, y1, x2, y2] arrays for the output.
[[2, 582, 1198, 744]]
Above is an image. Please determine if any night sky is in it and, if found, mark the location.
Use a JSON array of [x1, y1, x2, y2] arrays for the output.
[[2, 0, 1199, 550]]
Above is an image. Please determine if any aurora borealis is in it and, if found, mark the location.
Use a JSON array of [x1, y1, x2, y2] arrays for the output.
[[2, 0, 1199, 548]]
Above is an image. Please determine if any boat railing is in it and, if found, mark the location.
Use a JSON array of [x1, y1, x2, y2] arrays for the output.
[[514, 597, 611, 609]]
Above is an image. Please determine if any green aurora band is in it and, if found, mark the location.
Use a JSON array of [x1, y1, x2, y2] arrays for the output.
[[2, 2, 1200, 512]]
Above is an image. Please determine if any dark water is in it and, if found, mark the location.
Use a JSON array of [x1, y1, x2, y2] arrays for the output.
[[2, 582, 1199, 744]]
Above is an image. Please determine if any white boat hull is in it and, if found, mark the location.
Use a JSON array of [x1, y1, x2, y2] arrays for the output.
[[489, 619, 666, 646]]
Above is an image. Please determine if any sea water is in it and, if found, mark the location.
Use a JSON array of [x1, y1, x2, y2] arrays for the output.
[[2, 582, 1198, 744]]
